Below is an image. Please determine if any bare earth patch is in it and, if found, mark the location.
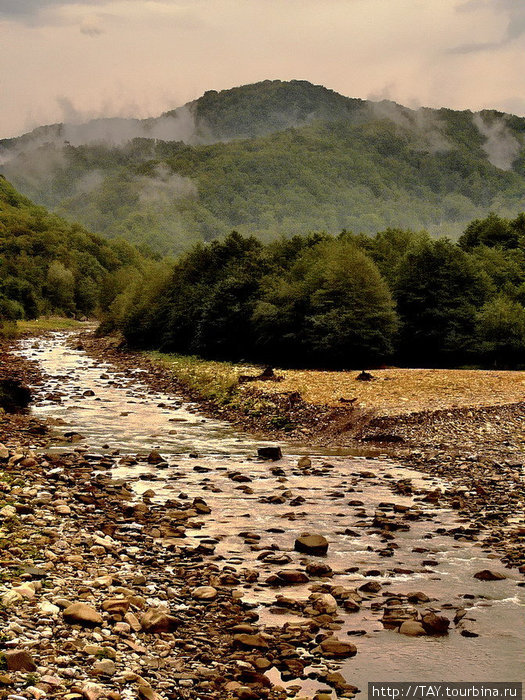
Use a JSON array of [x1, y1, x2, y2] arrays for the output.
[[251, 367, 525, 416]]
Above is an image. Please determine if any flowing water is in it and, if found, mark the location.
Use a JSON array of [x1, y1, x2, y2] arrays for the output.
[[16, 333, 525, 694]]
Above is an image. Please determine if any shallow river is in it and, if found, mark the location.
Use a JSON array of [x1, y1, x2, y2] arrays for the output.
[[17, 333, 525, 694]]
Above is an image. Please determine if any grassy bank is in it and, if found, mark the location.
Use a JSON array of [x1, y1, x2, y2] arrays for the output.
[[146, 351, 298, 430], [147, 351, 525, 419], [0, 317, 90, 339]]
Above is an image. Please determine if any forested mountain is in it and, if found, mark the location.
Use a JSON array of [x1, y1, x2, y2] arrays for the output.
[[0, 176, 152, 321], [1, 80, 525, 254]]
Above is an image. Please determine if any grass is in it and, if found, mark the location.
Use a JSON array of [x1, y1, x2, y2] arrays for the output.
[[17, 317, 88, 333], [146, 351, 294, 426], [147, 352, 258, 406], [146, 352, 525, 420]]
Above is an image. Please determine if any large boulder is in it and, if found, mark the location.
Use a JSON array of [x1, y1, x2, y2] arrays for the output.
[[421, 612, 450, 635], [294, 534, 329, 555]]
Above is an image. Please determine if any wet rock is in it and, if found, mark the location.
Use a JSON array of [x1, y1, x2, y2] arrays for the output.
[[421, 612, 450, 635], [318, 637, 357, 658], [257, 446, 282, 461], [359, 581, 382, 594], [192, 586, 218, 601], [294, 534, 329, 555], [399, 621, 427, 636], [233, 633, 270, 650], [306, 562, 333, 577], [276, 570, 310, 584], [147, 450, 164, 464], [63, 603, 102, 627], [297, 456, 312, 468], [473, 569, 506, 581]]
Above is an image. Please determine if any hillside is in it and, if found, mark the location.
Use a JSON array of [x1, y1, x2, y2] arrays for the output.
[[0, 176, 149, 320], [1, 80, 525, 253]]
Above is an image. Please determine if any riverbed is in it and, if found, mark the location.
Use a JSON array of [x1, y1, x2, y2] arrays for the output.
[[16, 332, 525, 694]]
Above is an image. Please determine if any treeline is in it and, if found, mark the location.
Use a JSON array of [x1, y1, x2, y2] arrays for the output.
[[104, 212, 525, 368], [0, 176, 155, 323]]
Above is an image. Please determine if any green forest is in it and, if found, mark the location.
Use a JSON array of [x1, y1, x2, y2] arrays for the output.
[[0, 176, 153, 324], [101, 212, 525, 369], [2, 80, 525, 255]]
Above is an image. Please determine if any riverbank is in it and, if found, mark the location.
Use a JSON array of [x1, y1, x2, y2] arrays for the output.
[[75, 334, 525, 570]]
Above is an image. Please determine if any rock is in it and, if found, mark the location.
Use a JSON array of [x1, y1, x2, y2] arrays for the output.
[[306, 562, 333, 577], [473, 569, 506, 581], [421, 612, 450, 635], [319, 637, 357, 658], [82, 683, 105, 700], [310, 593, 338, 614], [257, 446, 282, 461], [0, 505, 17, 518], [399, 621, 427, 636], [294, 534, 329, 555], [5, 650, 37, 672], [138, 687, 161, 700], [276, 570, 310, 584], [359, 581, 382, 593], [297, 456, 311, 468], [192, 586, 218, 601], [233, 633, 270, 650], [141, 609, 179, 633], [147, 450, 164, 464], [63, 603, 102, 627], [92, 659, 116, 676], [102, 598, 130, 616]]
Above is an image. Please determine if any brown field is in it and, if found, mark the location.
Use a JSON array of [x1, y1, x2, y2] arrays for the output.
[[251, 367, 525, 416]]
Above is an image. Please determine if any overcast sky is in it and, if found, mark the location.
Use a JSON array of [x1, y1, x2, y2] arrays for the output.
[[1, 0, 524, 138]]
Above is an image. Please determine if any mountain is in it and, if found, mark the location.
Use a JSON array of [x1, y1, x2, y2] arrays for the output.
[[0, 176, 147, 320], [1, 80, 525, 253]]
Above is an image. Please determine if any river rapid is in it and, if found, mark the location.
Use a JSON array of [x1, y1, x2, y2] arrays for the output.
[[16, 332, 525, 695]]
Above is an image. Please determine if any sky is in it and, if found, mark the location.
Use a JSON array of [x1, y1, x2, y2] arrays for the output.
[[1, 0, 524, 139]]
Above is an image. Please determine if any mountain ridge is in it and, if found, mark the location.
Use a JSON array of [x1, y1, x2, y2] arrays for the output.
[[1, 79, 524, 253]]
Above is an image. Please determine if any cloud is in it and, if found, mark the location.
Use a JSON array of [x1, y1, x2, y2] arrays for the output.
[[451, 0, 525, 53], [80, 18, 104, 36], [473, 113, 521, 171]]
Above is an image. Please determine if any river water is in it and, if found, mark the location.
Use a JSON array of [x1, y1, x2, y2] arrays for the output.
[[16, 333, 525, 694]]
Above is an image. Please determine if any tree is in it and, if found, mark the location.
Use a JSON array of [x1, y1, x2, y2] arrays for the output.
[[254, 239, 398, 367], [476, 295, 525, 367], [395, 239, 488, 364]]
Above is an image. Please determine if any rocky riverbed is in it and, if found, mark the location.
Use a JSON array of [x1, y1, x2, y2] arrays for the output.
[[0, 331, 524, 700]]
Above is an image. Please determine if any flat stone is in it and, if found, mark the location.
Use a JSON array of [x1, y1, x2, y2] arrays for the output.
[[5, 650, 37, 672], [319, 637, 357, 658], [63, 603, 103, 627], [192, 586, 218, 601]]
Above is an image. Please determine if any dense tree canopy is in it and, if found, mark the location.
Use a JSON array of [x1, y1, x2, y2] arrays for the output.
[[0, 176, 151, 321], [106, 213, 525, 369]]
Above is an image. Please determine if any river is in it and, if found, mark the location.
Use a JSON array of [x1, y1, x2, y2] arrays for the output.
[[16, 332, 525, 695]]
